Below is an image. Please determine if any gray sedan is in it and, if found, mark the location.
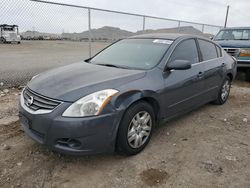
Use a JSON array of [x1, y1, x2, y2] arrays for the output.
[[19, 33, 237, 156]]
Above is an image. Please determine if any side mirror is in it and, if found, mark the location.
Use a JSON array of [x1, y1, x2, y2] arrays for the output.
[[166, 60, 192, 70]]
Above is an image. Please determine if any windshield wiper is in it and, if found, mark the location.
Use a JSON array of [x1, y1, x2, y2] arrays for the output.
[[237, 39, 250, 40], [215, 39, 231, 41], [96, 63, 131, 69]]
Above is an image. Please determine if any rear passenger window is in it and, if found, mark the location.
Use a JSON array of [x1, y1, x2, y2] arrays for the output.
[[169, 39, 199, 64], [198, 39, 218, 61]]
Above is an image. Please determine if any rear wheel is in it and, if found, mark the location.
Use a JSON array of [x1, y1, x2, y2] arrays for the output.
[[214, 76, 231, 105], [116, 101, 155, 155]]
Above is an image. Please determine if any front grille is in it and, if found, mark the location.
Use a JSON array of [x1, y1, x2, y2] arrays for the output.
[[23, 88, 61, 111], [223, 48, 240, 57], [9, 33, 17, 40]]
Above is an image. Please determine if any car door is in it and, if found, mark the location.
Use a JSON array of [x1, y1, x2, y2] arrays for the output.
[[162, 38, 206, 118], [197, 39, 225, 101]]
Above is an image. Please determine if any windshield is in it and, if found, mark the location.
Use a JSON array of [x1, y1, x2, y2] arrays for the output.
[[214, 29, 250, 40], [3, 27, 15, 31], [91, 38, 172, 70]]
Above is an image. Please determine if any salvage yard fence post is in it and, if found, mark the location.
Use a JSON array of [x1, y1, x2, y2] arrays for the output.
[[88, 8, 91, 58]]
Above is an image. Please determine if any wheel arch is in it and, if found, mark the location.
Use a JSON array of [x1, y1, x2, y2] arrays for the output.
[[226, 72, 233, 81], [114, 90, 161, 154], [113, 90, 161, 123]]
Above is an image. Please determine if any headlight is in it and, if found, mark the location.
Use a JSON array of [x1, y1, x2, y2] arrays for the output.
[[62, 89, 118, 117], [240, 48, 250, 57]]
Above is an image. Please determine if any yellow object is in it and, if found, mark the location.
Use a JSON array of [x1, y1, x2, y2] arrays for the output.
[[240, 49, 250, 57]]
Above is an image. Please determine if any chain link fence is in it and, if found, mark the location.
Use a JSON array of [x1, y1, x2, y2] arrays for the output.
[[0, 0, 222, 89]]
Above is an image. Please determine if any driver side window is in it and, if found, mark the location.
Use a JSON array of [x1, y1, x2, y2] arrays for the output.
[[169, 39, 199, 64]]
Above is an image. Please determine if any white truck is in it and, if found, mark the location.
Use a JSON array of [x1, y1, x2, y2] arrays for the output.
[[0, 24, 21, 44]]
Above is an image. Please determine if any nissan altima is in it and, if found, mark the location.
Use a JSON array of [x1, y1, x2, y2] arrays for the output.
[[19, 33, 237, 155]]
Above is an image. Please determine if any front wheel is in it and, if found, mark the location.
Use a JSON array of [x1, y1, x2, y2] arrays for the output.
[[116, 101, 155, 155], [0, 37, 5, 43], [214, 76, 231, 105]]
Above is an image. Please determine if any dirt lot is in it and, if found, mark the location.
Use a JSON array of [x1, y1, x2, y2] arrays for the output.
[[0, 81, 250, 188], [0, 41, 110, 88]]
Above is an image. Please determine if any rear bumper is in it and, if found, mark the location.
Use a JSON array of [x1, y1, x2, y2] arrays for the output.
[[19, 100, 123, 155]]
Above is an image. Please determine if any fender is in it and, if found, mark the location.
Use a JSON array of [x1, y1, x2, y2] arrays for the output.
[[112, 90, 162, 120]]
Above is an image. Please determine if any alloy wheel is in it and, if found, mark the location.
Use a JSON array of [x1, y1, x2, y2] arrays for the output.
[[127, 111, 152, 149], [221, 80, 230, 101]]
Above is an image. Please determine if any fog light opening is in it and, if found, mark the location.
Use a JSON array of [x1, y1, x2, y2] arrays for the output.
[[57, 138, 82, 149], [68, 139, 82, 149]]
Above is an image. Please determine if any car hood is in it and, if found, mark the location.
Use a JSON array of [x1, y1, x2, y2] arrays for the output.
[[214, 40, 250, 48], [28, 62, 146, 102]]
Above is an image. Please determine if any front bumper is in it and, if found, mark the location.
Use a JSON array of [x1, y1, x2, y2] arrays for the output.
[[237, 60, 250, 68], [4, 37, 21, 42], [19, 95, 123, 155]]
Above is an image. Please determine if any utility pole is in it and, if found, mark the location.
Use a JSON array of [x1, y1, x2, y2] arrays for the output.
[[224, 5, 230, 28], [88, 8, 92, 58]]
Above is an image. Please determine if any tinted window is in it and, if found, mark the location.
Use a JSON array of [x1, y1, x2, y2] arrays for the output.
[[91, 38, 172, 70], [198, 39, 218, 61], [3, 27, 15, 31], [169, 39, 199, 64]]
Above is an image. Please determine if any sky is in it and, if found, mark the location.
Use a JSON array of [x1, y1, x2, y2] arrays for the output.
[[1, 0, 250, 34]]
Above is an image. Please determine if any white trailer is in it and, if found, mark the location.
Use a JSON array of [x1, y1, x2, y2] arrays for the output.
[[0, 24, 21, 44]]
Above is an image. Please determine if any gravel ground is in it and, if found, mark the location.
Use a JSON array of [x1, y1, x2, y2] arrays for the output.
[[0, 81, 250, 188], [0, 41, 110, 88]]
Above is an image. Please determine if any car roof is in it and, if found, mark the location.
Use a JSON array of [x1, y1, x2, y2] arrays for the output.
[[128, 33, 207, 40], [220, 27, 250, 30], [0, 24, 18, 27]]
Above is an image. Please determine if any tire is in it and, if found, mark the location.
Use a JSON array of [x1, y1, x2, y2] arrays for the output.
[[116, 101, 155, 156], [214, 76, 231, 105], [0, 37, 5, 43]]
